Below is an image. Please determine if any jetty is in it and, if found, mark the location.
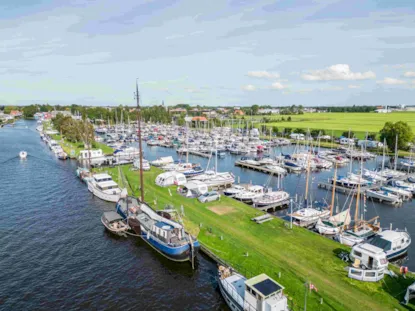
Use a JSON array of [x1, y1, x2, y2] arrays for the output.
[[235, 160, 293, 174]]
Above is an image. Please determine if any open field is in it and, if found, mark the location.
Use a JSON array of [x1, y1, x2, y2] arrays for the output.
[[94, 165, 415, 311], [254, 112, 415, 139]]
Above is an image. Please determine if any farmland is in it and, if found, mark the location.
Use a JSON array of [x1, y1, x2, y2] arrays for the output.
[[255, 112, 415, 139]]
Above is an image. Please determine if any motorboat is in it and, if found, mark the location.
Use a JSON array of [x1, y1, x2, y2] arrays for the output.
[[366, 189, 402, 204], [113, 147, 141, 160], [252, 190, 290, 208], [264, 165, 287, 175], [337, 226, 377, 247], [182, 166, 204, 177], [87, 173, 128, 202], [57, 152, 68, 160], [101, 211, 129, 237], [116, 196, 200, 262], [388, 180, 415, 194], [362, 169, 387, 183], [234, 185, 265, 204], [368, 229, 411, 260], [19, 151, 27, 159], [289, 205, 330, 228], [380, 186, 412, 201], [151, 156, 174, 167], [189, 170, 235, 188], [217, 266, 289, 311], [239, 157, 260, 166], [223, 185, 246, 197]]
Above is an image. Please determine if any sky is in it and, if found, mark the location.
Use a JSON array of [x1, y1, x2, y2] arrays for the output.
[[1, 0, 415, 107]]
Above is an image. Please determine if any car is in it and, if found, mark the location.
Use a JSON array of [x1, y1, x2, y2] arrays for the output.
[[198, 191, 221, 203]]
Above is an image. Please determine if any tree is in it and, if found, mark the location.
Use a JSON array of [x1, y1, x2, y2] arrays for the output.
[[295, 128, 306, 134], [380, 121, 414, 150], [341, 131, 355, 138], [23, 105, 38, 118], [251, 105, 259, 115], [272, 126, 279, 135], [287, 116, 292, 121], [367, 132, 377, 140]]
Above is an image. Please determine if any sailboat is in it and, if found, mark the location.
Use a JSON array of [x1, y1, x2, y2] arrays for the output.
[[289, 151, 330, 228], [316, 164, 352, 235], [115, 81, 200, 264], [189, 142, 235, 187]]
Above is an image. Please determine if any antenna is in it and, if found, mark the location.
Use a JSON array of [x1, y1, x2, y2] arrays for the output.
[[134, 79, 144, 202]]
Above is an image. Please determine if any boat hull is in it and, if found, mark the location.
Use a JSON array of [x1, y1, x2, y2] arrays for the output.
[[88, 182, 125, 203], [218, 279, 243, 311]]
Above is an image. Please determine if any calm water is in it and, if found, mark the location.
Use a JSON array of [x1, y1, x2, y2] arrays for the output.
[[2, 121, 415, 311], [0, 120, 227, 311]]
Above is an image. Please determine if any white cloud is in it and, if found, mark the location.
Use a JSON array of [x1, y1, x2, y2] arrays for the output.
[[321, 86, 343, 91], [377, 77, 407, 85], [348, 85, 361, 89], [404, 71, 415, 78], [247, 71, 280, 79], [242, 84, 256, 91], [270, 82, 286, 90], [301, 64, 376, 81]]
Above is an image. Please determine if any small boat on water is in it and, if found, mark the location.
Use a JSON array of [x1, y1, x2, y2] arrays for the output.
[[19, 151, 27, 159], [217, 266, 289, 311], [252, 190, 290, 208], [223, 185, 246, 197], [116, 196, 200, 262], [57, 152, 68, 160], [234, 185, 264, 204], [289, 205, 330, 228], [366, 189, 402, 205], [264, 164, 287, 175], [101, 211, 129, 237]]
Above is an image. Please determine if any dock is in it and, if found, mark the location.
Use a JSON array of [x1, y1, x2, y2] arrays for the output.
[[188, 150, 212, 158], [317, 182, 377, 195]]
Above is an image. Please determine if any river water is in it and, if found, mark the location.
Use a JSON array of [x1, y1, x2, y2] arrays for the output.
[[1, 120, 415, 310]]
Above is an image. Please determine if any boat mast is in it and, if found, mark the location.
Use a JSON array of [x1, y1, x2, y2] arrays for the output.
[[354, 177, 361, 232], [330, 163, 337, 216], [304, 151, 312, 208], [135, 79, 144, 201], [394, 134, 398, 171]]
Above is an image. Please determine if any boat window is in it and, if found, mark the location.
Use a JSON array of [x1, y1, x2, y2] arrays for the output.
[[353, 251, 362, 258]]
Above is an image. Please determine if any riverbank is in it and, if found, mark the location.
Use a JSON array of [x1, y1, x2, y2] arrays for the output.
[[51, 134, 113, 158], [94, 164, 415, 311]]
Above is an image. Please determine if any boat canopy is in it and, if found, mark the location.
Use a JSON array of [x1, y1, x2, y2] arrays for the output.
[[103, 211, 123, 223]]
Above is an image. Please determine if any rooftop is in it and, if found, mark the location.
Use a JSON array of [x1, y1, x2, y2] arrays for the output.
[[97, 180, 119, 187], [245, 274, 283, 298], [155, 221, 174, 230]]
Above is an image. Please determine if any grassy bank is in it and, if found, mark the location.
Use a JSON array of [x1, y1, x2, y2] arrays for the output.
[[94, 165, 415, 311], [51, 134, 113, 157]]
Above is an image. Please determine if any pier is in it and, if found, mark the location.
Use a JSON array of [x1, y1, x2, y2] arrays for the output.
[[235, 160, 291, 174], [252, 199, 290, 212]]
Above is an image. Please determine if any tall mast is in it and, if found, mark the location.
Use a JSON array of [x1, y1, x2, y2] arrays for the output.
[[135, 79, 144, 201], [330, 163, 337, 216], [354, 180, 361, 232], [394, 134, 398, 171], [304, 151, 312, 208]]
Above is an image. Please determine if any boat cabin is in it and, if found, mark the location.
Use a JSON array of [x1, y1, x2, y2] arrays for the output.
[[244, 274, 288, 311], [93, 173, 113, 183], [79, 149, 104, 160], [96, 180, 121, 193], [151, 221, 184, 244], [368, 230, 411, 259]]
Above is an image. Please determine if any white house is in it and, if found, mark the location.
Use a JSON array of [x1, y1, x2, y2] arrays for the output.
[[290, 133, 305, 140]]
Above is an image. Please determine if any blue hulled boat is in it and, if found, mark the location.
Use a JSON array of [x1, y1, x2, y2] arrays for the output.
[[116, 196, 200, 262]]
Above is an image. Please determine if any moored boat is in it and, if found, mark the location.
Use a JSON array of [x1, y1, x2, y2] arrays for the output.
[[101, 211, 129, 237]]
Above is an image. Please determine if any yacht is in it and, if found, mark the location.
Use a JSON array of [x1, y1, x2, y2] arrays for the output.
[[337, 225, 378, 247], [133, 158, 151, 171], [289, 205, 330, 228], [116, 196, 200, 262], [223, 185, 246, 198], [315, 209, 351, 235], [264, 165, 287, 175], [217, 266, 289, 311], [19, 151, 27, 159], [113, 147, 141, 160], [366, 189, 402, 205], [252, 190, 290, 208], [234, 185, 264, 204], [87, 173, 128, 203], [101, 211, 129, 237], [189, 170, 235, 188], [368, 230, 411, 260]]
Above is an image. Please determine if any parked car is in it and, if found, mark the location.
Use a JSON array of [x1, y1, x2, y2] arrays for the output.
[[198, 191, 221, 203]]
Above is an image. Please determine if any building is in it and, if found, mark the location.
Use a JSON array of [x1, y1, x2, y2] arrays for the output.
[[10, 110, 23, 117], [234, 109, 245, 116], [258, 108, 280, 114], [203, 110, 218, 118], [375, 105, 391, 113], [169, 108, 187, 114], [52, 110, 72, 118], [191, 116, 207, 122]]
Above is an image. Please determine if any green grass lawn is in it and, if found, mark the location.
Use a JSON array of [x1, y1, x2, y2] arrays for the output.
[[51, 134, 113, 157], [252, 112, 415, 139], [94, 165, 415, 311]]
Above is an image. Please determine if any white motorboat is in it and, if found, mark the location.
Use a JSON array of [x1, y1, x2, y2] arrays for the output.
[[217, 266, 289, 311], [239, 157, 260, 166], [289, 206, 330, 228], [362, 169, 387, 183], [234, 185, 264, 204], [368, 229, 411, 260], [223, 185, 246, 197], [389, 180, 415, 194], [366, 189, 402, 204], [337, 226, 377, 247], [252, 190, 290, 208], [19, 151, 27, 159], [87, 173, 127, 202], [257, 157, 274, 165], [113, 147, 141, 160], [380, 186, 412, 200], [264, 165, 287, 175], [151, 156, 174, 167], [189, 170, 235, 188]]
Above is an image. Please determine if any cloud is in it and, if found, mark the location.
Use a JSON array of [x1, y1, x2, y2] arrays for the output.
[[301, 64, 376, 81], [247, 71, 280, 79], [270, 82, 286, 90], [185, 87, 201, 93], [242, 84, 256, 91], [404, 71, 415, 77], [348, 85, 361, 89], [377, 77, 407, 85]]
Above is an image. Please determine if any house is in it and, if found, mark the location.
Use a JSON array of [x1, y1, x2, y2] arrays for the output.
[[191, 116, 208, 122], [375, 105, 391, 113], [258, 108, 280, 114], [203, 111, 217, 118], [52, 110, 72, 118], [10, 110, 23, 117], [234, 109, 245, 116], [169, 108, 187, 114]]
